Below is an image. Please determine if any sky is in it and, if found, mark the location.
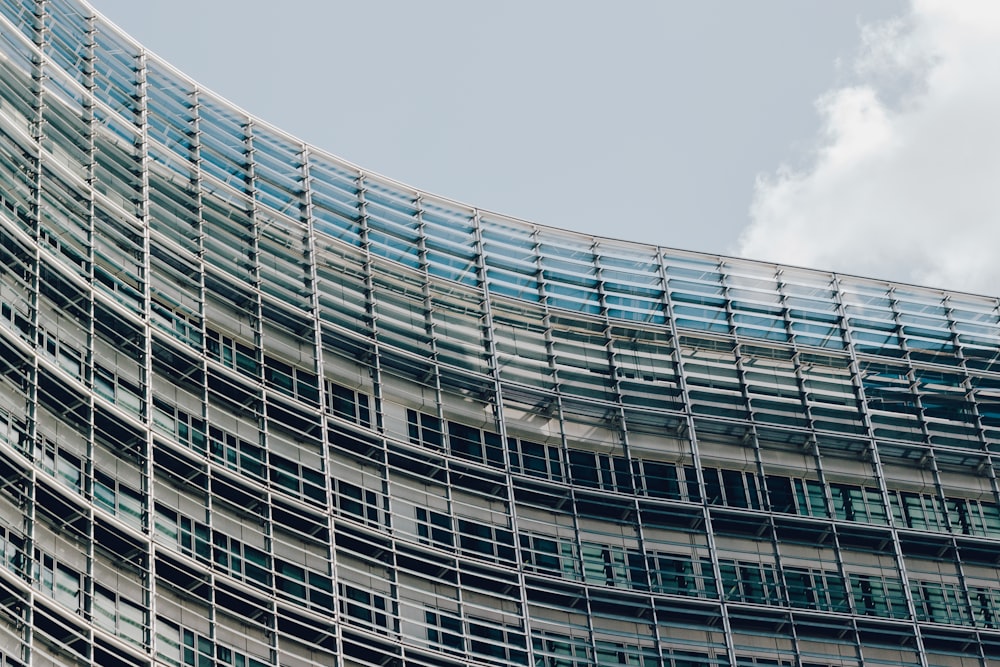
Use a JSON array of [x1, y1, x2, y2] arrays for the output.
[[88, 1, 998, 297]]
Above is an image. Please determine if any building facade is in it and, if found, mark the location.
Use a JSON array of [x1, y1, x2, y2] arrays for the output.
[[0, 1, 999, 666]]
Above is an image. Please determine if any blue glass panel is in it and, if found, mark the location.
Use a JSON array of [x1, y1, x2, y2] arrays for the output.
[[93, 21, 141, 124], [664, 253, 722, 283], [366, 229, 420, 270], [146, 61, 197, 164], [482, 220, 537, 279], [852, 330, 903, 356], [45, 0, 90, 87], [671, 291, 726, 309], [0, 0, 36, 42], [0, 25, 36, 131], [421, 198, 475, 244], [673, 305, 729, 334], [253, 127, 304, 220], [486, 268, 540, 302], [426, 249, 477, 286], [309, 157, 362, 245], [198, 94, 251, 193], [669, 278, 724, 296]]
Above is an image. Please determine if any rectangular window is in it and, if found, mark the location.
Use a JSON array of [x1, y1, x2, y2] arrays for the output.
[[153, 398, 207, 453], [793, 478, 828, 517], [426, 610, 464, 653], [340, 584, 391, 632], [718, 559, 779, 605], [520, 533, 579, 580], [327, 381, 372, 427], [416, 507, 454, 548], [94, 469, 143, 529], [448, 421, 505, 467], [333, 477, 388, 528], [509, 437, 563, 482], [37, 439, 82, 492], [265, 354, 320, 405], [457, 518, 515, 563], [468, 618, 528, 665], [407, 409, 443, 450], [637, 460, 681, 500], [785, 567, 848, 612], [648, 553, 699, 597], [850, 573, 909, 619], [275, 559, 333, 610], [270, 454, 327, 505], [209, 425, 265, 479], [569, 450, 633, 494], [887, 489, 948, 533], [831, 483, 887, 525]]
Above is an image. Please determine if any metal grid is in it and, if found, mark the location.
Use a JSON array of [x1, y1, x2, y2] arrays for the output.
[[0, 1, 998, 665]]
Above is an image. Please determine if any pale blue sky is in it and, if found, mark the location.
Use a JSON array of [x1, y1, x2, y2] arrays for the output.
[[90, 1, 906, 258]]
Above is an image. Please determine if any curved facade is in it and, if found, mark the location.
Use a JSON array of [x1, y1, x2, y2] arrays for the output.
[[1, 2, 1000, 666]]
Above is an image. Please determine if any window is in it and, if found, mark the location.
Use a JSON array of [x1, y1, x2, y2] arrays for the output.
[[264, 354, 319, 405], [532, 632, 592, 667], [326, 380, 372, 428], [33, 549, 81, 612], [946, 496, 1000, 537], [332, 477, 388, 528], [849, 573, 908, 619], [468, 618, 528, 665], [274, 559, 334, 610], [209, 425, 265, 479], [154, 506, 270, 589], [206, 327, 259, 377], [152, 398, 207, 453], [407, 408, 443, 450], [415, 507, 454, 548], [36, 438, 82, 492], [449, 421, 504, 467], [94, 469, 143, 529], [520, 534, 579, 580], [970, 586, 1000, 628], [718, 559, 780, 605], [270, 454, 326, 505], [635, 459, 682, 500], [888, 489, 947, 533], [94, 583, 146, 646], [595, 640, 660, 666], [569, 450, 633, 494], [170, 628, 269, 667], [339, 584, 392, 633], [94, 365, 143, 415], [0, 525, 26, 575], [581, 543, 647, 590], [0, 406, 26, 449], [766, 475, 828, 518], [784, 567, 848, 612], [703, 467, 762, 509], [508, 437, 563, 482], [830, 483, 887, 525], [735, 658, 792, 667], [457, 518, 516, 563], [154, 506, 211, 561], [0, 297, 32, 344], [911, 579, 969, 625], [37, 326, 83, 380], [648, 553, 715, 599], [150, 293, 202, 349], [426, 610, 463, 653], [211, 532, 271, 587]]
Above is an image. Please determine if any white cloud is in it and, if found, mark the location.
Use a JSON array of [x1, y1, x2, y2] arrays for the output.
[[738, 0, 1000, 296]]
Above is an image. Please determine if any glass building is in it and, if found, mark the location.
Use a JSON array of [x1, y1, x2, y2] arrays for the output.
[[0, 1, 999, 666]]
